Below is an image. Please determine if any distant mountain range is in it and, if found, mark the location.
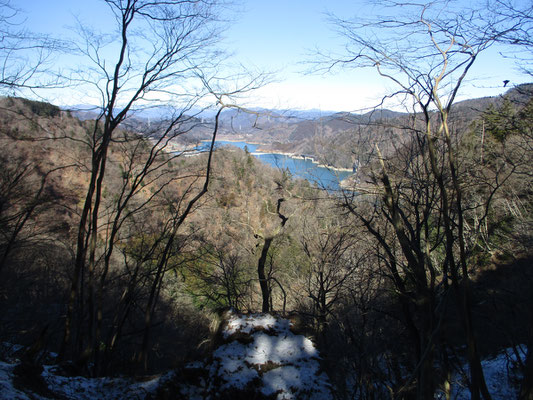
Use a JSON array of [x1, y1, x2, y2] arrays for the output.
[[63, 84, 533, 169]]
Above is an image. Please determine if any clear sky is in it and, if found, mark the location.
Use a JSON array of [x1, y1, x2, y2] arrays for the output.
[[16, 0, 531, 112]]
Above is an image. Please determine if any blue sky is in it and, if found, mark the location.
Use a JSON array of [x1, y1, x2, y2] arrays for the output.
[[17, 0, 530, 111]]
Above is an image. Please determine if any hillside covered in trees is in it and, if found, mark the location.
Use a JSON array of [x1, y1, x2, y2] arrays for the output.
[[1, 0, 533, 399], [0, 83, 532, 398]]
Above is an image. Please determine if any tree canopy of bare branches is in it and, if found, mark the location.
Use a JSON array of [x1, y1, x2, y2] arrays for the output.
[[320, 1, 530, 398], [0, 0, 64, 93], [55, 0, 267, 375]]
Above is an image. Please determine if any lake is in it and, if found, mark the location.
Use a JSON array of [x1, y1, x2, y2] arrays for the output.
[[208, 141, 352, 191]]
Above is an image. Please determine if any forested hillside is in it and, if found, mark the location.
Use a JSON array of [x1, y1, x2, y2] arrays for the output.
[[200, 87, 528, 171], [1, 0, 533, 399], [0, 96, 317, 371], [1, 83, 532, 398]]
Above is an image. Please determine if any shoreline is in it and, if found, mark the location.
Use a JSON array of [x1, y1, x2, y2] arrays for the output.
[[204, 138, 354, 173]]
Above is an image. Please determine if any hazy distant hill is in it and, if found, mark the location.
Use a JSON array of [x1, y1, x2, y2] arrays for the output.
[[62, 84, 533, 169], [214, 84, 532, 169]]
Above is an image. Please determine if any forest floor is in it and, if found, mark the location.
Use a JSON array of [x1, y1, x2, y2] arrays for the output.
[[0, 313, 526, 399]]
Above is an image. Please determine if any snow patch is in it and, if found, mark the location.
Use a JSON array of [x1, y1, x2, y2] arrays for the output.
[[261, 365, 331, 400], [0, 359, 166, 400], [210, 311, 333, 399], [436, 346, 526, 400], [223, 313, 291, 338]]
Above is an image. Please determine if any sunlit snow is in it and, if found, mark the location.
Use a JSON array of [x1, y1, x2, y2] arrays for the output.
[[209, 311, 333, 399], [0, 324, 526, 399]]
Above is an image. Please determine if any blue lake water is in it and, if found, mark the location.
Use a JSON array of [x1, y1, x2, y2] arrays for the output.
[[205, 141, 352, 191]]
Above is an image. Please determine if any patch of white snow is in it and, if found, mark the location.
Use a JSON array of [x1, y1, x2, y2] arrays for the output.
[[439, 346, 526, 400], [210, 311, 333, 399], [223, 313, 291, 338]]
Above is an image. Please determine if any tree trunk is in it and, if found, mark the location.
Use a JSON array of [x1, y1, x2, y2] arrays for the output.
[[258, 237, 272, 313]]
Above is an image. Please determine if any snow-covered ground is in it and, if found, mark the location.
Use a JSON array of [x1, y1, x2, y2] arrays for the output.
[[0, 313, 333, 400], [0, 360, 166, 399], [0, 322, 526, 399], [447, 346, 526, 400], [208, 311, 333, 399]]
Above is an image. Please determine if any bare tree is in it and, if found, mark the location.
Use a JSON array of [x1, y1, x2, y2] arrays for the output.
[[57, 0, 266, 374], [488, 0, 533, 78], [185, 236, 253, 310], [0, 0, 63, 93], [320, 1, 525, 398], [483, 5, 533, 396], [0, 156, 64, 273], [300, 214, 362, 336]]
